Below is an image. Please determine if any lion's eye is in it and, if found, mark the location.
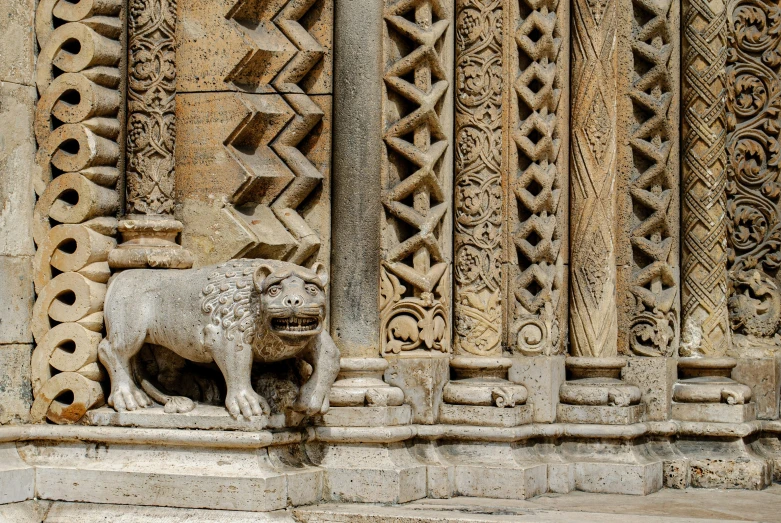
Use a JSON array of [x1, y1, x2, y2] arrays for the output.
[[267, 285, 281, 297], [305, 284, 319, 296]]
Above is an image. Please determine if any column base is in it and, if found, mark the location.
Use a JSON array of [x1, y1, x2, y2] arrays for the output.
[[108, 215, 193, 269], [558, 358, 643, 424], [673, 357, 755, 422]]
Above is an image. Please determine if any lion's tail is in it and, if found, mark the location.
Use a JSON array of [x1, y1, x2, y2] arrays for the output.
[[133, 362, 196, 414]]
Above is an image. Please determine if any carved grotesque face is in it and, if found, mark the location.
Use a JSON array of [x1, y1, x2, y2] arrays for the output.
[[254, 263, 328, 342]]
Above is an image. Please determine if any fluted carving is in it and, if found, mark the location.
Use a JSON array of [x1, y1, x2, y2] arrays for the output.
[[30, 0, 123, 423], [625, 0, 680, 357], [569, 0, 619, 357], [380, 0, 453, 355], [681, 0, 730, 356], [509, 0, 569, 356], [725, 0, 781, 340]]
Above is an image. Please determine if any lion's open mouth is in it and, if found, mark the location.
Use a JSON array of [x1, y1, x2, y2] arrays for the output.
[[271, 317, 319, 332]]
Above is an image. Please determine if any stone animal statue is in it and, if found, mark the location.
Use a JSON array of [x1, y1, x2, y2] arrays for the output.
[[98, 259, 340, 419]]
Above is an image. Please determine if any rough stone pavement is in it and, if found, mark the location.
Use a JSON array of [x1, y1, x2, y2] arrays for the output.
[[2, 486, 778, 522]]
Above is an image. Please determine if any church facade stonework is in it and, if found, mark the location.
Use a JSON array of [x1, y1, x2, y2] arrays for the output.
[[3, 0, 781, 515]]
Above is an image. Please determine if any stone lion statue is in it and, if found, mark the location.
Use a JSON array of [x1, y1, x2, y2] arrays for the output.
[[98, 259, 340, 419]]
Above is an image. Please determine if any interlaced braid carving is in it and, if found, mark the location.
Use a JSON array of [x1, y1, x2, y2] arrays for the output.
[[380, 0, 452, 354], [569, 0, 619, 357], [30, 0, 123, 423], [725, 0, 781, 339], [681, 0, 731, 356], [453, 0, 503, 357], [626, 0, 679, 357], [509, 0, 568, 356]]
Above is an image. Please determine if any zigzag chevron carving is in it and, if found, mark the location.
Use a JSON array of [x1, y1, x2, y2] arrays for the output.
[[176, 0, 332, 269]]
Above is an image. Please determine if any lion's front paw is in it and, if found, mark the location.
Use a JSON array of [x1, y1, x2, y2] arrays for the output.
[[293, 391, 328, 416], [108, 382, 152, 412], [225, 387, 270, 419]]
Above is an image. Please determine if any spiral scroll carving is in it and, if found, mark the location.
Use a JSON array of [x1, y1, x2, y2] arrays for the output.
[[30, 0, 123, 423]]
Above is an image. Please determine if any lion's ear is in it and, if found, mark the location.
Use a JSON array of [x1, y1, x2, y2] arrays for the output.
[[253, 264, 275, 291], [311, 262, 328, 288]]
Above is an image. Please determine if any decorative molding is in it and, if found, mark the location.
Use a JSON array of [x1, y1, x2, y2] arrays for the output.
[[569, 0, 619, 357], [453, 0, 503, 357], [725, 0, 781, 340], [681, 0, 730, 356], [30, 0, 124, 423], [508, 0, 569, 356], [624, 0, 680, 357], [380, 0, 453, 355]]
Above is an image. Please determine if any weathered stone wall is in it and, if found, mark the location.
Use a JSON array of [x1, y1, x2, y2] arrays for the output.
[[0, 0, 37, 424]]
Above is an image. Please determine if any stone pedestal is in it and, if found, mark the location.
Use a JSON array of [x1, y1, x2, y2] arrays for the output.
[[672, 357, 754, 423], [384, 354, 449, 425], [108, 216, 193, 269], [558, 357, 643, 424], [509, 355, 566, 423], [622, 357, 677, 421], [440, 357, 531, 427]]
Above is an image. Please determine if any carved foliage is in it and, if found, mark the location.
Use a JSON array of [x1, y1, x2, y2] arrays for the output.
[[626, 0, 679, 357], [569, 0, 619, 357], [381, 0, 453, 354], [126, 0, 176, 214], [30, 0, 123, 423], [453, 0, 503, 357], [509, 0, 568, 356], [726, 0, 781, 338], [681, 0, 730, 356]]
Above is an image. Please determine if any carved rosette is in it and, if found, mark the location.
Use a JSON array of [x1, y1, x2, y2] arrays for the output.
[[508, 0, 569, 356], [681, 0, 731, 356], [625, 0, 680, 357], [726, 0, 781, 341], [381, 0, 453, 355], [30, 0, 124, 422], [126, 0, 176, 215], [569, 0, 619, 357], [453, 0, 503, 357]]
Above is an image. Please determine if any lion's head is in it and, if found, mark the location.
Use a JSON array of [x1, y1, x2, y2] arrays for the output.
[[254, 262, 328, 343]]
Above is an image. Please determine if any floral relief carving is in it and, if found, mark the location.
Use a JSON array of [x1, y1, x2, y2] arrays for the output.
[[381, 0, 453, 355], [127, 0, 177, 215], [453, 0, 503, 357], [726, 0, 781, 342]]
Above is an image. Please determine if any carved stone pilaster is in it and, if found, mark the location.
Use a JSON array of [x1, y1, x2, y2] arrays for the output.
[[725, 0, 781, 350], [508, 0, 569, 357], [622, 0, 680, 358], [110, 0, 192, 270], [681, 0, 730, 357]]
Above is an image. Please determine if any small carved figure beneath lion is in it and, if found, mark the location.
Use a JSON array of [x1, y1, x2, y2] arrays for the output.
[[98, 259, 340, 420]]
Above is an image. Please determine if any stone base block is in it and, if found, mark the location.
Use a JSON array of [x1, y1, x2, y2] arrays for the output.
[[0, 444, 33, 504], [384, 355, 449, 424], [319, 405, 411, 427], [733, 355, 781, 420], [17, 442, 321, 511], [87, 405, 271, 431], [308, 442, 426, 504], [452, 462, 546, 499], [557, 404, 644, 424], [573, 461, 663, 495], [622, 357, 676, 421], [687, 457, 770, 490], [547, 462, 576, 493], [438, 404, 532, 427], [672, 402, 756, 423], [508, 355, 566, 423]]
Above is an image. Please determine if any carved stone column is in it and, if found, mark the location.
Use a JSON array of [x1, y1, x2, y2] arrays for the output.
[[326, 0, 406, 422], [380, 0, 454, 424], [108, 0, 191, 269], [441, 0, 529, 427], [674, 0, 753, 422], [561, 0, 642, 423]]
